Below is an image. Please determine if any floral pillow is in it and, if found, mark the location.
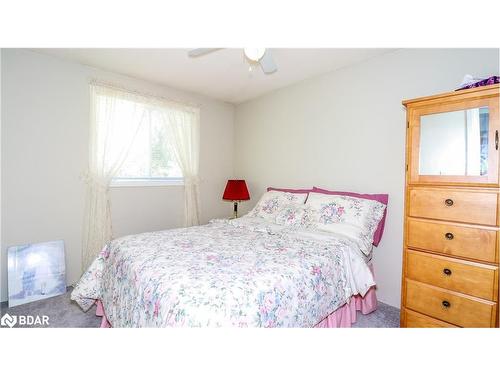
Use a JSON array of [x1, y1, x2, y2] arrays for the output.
[[305, 192, 386, 255], [248, 190, 308, 222], [274, 205, 314, 227]]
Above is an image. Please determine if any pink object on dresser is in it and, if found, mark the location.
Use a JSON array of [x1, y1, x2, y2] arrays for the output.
[[312, 186, 389, 246]]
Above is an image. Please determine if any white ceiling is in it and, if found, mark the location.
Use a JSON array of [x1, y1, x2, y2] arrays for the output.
[[35, 48, 395, 104]]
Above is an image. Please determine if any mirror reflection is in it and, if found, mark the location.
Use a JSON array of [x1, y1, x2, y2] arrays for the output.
[[419, 107, 489, 176]]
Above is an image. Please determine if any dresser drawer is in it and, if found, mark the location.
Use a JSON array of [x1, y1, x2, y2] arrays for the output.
[[405, 250, 498, 300], [404, 308, 457, 328], [404, 279, 497, 327], [409, 188, 498, 226], [407, 218, 498, 263]]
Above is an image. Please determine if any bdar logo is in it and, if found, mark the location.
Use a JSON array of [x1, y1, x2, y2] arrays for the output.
[[1, 313, 17, 328]]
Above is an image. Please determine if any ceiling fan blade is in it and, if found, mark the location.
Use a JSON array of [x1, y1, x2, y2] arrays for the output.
[[259, 50, 277, 74], [187, 48, 221, 57]]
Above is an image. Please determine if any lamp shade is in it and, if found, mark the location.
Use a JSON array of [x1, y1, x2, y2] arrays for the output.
[[222, 180, 250, 201]]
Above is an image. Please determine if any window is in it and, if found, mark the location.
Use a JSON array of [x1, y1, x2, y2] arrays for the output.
[[97, 94, 186, 187], [112, 109, 183, 186]]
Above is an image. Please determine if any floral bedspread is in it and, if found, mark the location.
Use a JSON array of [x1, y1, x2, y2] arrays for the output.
[[71, 218, 375, 327]]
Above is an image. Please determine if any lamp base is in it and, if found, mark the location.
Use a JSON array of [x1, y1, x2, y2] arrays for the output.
[[233, 201, 239, 219]]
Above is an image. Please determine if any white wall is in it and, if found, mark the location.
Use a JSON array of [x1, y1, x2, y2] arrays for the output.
[[1, 49, 235, 302], [234, 48, 500, 307]]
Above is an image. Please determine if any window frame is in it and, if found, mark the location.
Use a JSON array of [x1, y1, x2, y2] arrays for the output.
[[110, 176, 184, 187]]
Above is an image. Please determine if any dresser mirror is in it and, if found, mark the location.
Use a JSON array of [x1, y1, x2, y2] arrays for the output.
[[419, 106, 489, 176]]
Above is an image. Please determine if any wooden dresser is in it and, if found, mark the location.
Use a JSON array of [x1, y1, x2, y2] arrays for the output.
[[400, 84, 500, 328]]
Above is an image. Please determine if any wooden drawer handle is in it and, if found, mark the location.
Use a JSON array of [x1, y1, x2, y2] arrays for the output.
[[443, 268, 452, 276], [444, 232, 454, 240], [442, 300, 451, 309], [444, 199, 454, 206]]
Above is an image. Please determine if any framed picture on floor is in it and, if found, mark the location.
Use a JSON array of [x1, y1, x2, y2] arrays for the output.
[[7, 240, 67, 307]]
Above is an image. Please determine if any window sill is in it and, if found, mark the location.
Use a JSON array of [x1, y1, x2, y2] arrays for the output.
[[110, 178, 184, 187]]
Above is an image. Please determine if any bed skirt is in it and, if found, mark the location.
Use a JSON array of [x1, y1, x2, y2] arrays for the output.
[[95, 300, 112, 328], [94, 286, 377, 328], [314, 286, 377, 328]]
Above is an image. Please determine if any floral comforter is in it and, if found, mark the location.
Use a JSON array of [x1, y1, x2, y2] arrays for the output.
[[71, 218, 375, 327]]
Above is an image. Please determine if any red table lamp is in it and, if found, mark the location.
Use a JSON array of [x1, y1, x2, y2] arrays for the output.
[[222, 180, 250, 218]]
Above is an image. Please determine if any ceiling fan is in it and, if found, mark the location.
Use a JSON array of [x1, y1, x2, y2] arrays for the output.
[[187, 48, 278, 74]]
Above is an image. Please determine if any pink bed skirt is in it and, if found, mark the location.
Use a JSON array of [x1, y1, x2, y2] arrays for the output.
[[94, 286, 377, 328], [95, 300, 112, 328], [314, 286, 377, 327]]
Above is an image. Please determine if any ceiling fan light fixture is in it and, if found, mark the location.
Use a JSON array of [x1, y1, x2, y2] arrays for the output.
[[243, 48, 266, 62]]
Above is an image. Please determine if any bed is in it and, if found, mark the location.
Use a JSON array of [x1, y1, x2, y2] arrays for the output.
[[71, 189, 387, 328]]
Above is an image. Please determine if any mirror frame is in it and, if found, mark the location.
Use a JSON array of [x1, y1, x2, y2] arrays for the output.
[[408, 97, 500, 186]]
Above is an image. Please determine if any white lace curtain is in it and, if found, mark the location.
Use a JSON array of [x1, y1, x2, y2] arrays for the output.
[[161, 109, 201, 226], [82, 83, 201, 271]]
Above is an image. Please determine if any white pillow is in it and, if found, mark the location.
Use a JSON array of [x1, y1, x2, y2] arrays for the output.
[[248, 190, 308, 222], [305, 192, 386, 255]]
